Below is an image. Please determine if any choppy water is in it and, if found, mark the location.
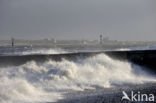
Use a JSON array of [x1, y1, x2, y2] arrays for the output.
[[0, 46, 156, 103]]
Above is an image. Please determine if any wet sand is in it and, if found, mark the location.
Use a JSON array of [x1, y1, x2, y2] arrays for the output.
[[54, 83, 156, 103]]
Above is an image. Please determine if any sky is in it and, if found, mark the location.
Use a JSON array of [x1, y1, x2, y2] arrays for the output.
[[0, 0, 156, 41]]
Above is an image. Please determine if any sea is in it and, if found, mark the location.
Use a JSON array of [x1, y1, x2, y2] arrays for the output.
[[0, 46, 156, 103]]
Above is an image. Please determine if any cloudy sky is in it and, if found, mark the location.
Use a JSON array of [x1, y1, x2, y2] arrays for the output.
[[0, 0, 156, 41]]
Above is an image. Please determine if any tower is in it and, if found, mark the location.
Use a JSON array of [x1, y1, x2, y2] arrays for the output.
[[100, 35, 103, 44], [11, 37, 14, 47]]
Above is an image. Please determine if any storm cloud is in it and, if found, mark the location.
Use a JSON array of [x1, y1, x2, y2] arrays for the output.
[[0, 0, 156, 41]]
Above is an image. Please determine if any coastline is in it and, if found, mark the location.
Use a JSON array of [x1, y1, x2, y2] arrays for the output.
[[56, 83, 156, 103]]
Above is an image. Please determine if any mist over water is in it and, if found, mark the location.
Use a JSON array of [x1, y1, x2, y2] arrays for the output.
[[0, 53, 155, 103], [0, 47, 68, 56]]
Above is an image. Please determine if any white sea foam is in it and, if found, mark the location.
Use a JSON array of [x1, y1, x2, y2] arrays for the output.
[[116, 46, 156, 51], [0, 47, 68, 56], [0, 54, 155, 103], [18, 48, 67, 55]]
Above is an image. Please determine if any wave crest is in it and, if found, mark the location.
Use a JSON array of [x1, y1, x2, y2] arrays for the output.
[[0, 54, 155, 103]]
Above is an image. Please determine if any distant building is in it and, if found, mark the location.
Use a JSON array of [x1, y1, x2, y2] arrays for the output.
[[103, 36, 109, 42], [82, 40, 87, 45], [100, 35, 103, 44], [11, 37, 14, 47], [51, 38, 57, 43], [44, 38, 49, 41]]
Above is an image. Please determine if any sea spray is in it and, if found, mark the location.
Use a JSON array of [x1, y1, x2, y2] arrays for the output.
[[0, 54, 155, 103], [15, 48, 67, 55]]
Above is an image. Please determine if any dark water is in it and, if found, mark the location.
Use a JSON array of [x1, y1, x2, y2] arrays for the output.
[[0, 46, 156, 103]]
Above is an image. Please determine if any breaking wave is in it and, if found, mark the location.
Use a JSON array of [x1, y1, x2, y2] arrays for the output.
[[0, 54, 155, 103]]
